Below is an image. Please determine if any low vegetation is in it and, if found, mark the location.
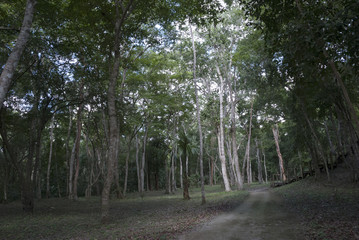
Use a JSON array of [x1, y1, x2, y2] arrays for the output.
[[0, 185, 248, 240]]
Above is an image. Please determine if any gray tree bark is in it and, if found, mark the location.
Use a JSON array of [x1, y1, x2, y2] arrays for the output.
[[272, 124, 287, 182], [102, 0, 134, 222], [0, 0, 37, 109], [215, 64, 231, 192]]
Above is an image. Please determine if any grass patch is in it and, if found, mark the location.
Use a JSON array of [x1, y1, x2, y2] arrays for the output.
[[0, 185, 250, 240]]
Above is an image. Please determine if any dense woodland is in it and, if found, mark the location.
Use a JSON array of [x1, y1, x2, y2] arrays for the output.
[[1, 0, 358, 223]]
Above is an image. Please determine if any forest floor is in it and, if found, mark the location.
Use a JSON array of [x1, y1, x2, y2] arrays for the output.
[[1, 171, 358, 240], [180, 187, 304, 240], [0, 184, 256, 240], [273, 171, 359, 240], [180, 168, 359, 240]]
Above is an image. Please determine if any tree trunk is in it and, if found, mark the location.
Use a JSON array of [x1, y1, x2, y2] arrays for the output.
[[246, 101, 254, 184], [114, 120, 124, 199], [165, 154, 170, 194], [226, 140, 236, 186], [298, 152, 304, 179], [135, 134, 140, 192], [182, 151, 190, 200], [261, 141, 268, 183], [179, 156, 183, 189], [171, 147, 176, 193], [217, 127, 231, 192], [0, 0, 37, 109], [34, 130, 43, 200], [123, 138, 131, 197], [73, 92, 84, 200], [324, 121, 336, 170], [190, 24, 206, 204], [22, 119, 37, 213], [85, 133, 93, 198], [65, 107, 73, 196], [255, 138, 263, 184], [272, 124, 287, 182], [300, 100, 329, 181], [140, 123, 148, 197], [215, 64, 231, 192], [46, 111, 56, 198], [210, 155, 214, 186], [227, 72, 243, 190], [102, 1, 122, 222], [68, 137, 76, 199]]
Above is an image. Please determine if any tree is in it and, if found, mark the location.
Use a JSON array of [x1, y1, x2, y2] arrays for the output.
[[189, 23, 206, 204], [0, 0, 37, 109], [272, 124, 287, 182]]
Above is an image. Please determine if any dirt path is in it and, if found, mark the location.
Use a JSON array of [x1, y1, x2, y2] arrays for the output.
[[179, 188, 304, 240]]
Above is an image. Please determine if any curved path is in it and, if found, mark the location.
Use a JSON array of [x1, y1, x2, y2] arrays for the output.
[[180, 189, 303, 240]]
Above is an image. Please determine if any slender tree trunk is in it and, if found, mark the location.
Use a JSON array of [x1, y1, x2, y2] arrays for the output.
[[123, 139, 131, 197], [246, 101, 254, 184], [73, 93, 84, 200], [68, 138, 76, 199], [217, 127, 231, 192], [242, 144, 247, 181], [210, 156, 214, 186], [65, 107, 72, 196], [22, 119, 36, 213], [85, 133, 93, 198], [186, 154, 189, 177], [260, 141, 268, 183], [46, 111, 56, 198], [179, 156, 183, 189], [165, 154, 170, 194], [140, 123, 148, 197], [114, 128, 123, 199], [215, 65, 231, 192], [34, 131, 43, 200], [298, 151, 304, 179], [2, 152, 9, 203], [255, 138, 263, 183], [0, 0, 37, 109], [182, 151, 190, 200], [272, 124, 287, 182], [135, 134, 140, 192], [146, 159, 150, 191], [324, 121, 336, 170], [263, 151, 268, 183], [214, 156, 218, 185], [226, 140, 236, 186], [190, 24, 205, 204], [171, 146, 176, 192], [300, 100, 329, 180], [227, 74, 243, 190]]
